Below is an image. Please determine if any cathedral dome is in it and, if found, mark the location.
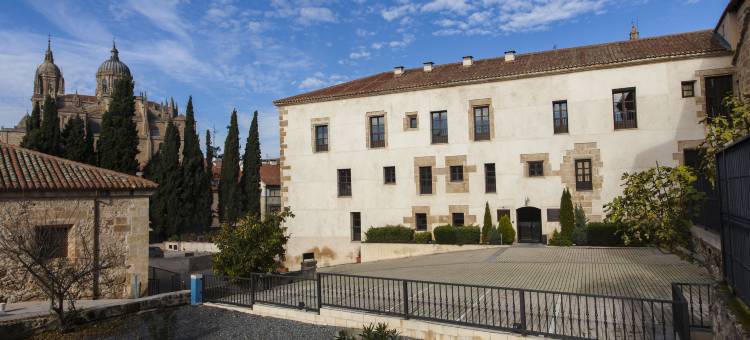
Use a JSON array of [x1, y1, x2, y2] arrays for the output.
[[96, 43, 131, 78], [35, 44, 61, 78]]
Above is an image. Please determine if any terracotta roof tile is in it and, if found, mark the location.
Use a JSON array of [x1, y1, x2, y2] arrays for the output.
[[0, 143, 157, 192], [260, 164, 280, 186], [274, 30, 731, 106]]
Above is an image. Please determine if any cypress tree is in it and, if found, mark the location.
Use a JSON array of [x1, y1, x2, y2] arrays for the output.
[[240, 110, 262, 217], [219, 110, 242, 225], [21, 102, 42, 150], [180, 96, 213, 232], [205, 130, 214, 174], [560, 188, 575, 240], [61, 115, 86, 162], [83, 120, 96, 165], [481, 202, 492, 243], [150, 121, 182, 240], [38, 95, 62, 156], [97, 78, 139, 174]]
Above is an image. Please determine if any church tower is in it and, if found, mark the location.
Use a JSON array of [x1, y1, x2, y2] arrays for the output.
[[96, 41, 132, 100], [32, 37, 65, 106]]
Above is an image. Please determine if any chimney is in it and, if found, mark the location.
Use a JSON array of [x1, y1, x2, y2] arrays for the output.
[[462, 56, 473, 67], [504, 50, 516, 62], [393, 66, 404, 76], [629, 24, 639, 40], [423, 62, 434, 72]]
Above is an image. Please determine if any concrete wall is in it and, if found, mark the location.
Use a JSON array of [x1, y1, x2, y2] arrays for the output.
[[278, 55, 733, 270], [0, 196, 150, 302], [207, 302, 533, 340], [161, 241, 219, 253], [361, 243, 503, 263]]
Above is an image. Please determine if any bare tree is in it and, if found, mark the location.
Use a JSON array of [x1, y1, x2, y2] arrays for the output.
[[0, 200, 125, 331]]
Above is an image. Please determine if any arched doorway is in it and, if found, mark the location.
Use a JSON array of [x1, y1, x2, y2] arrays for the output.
[[516, 207, 542, 243]]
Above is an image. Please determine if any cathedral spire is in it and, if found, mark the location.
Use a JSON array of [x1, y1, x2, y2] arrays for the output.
[[110, 38, 120, 61], [44, 34, 54, 63]]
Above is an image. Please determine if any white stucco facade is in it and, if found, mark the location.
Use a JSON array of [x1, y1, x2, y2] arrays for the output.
[[277, 54, 733, 270]]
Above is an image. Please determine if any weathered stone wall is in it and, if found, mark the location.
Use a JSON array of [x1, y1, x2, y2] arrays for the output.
[[735, 1, 750, 97], [0, 195, 150, 302], [711, 284, 750, 340]]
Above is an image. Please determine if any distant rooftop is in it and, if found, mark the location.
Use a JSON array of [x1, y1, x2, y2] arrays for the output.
[[275, 30, 730, 106]]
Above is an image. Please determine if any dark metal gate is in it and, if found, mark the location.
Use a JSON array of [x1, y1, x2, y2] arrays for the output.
[[717, 135, 750, 307]]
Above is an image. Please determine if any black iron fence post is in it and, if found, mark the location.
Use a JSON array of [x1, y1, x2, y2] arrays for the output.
[[519, 289, 527, 334], [672, 284, 691, 340], [316, 273, 323, 313], [250, 274, 256, 308], [402, 280, 409, 319]]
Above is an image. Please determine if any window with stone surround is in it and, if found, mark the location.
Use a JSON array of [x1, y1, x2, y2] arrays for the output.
[[431, 111, 448, 144], [528, 161, 544, 177], [383, 166, 396, 184], [612, 88, 637, 129], [547, 209, 561, 222], [369, 115, 385, 148], [449, 165, 464, 182], [575, 159, 593, 191], [415, 213, 427, 231], [338, 169, 351, 197], [408, 114, 418, 129], [452, 213, 465, 226], [419, 166, 432, 195], [553, 100, 568, 134], [681, 81, 695, 98], [473, 106, 490, 141], [351, 212, 361, 242], [315, 124, 328, 152], [36, 225, 71, 259], [484, 163, 496, 193]]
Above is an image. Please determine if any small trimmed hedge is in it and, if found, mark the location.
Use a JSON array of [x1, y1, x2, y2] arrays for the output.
[[414, 231, 432, 244], [586, 223, 623, 246], [433, 225, 481, 245], [364, 225, 414, 243]]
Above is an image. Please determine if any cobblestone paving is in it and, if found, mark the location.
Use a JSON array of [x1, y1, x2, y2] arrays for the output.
[[321, 246, 712, 299]]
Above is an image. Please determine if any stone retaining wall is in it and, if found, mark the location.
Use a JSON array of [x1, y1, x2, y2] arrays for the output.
[[361, 243, 504, 263]]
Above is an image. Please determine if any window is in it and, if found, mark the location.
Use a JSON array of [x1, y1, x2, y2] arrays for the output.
[[528, 161, 544, 177], [36, 225, 70, 259], [408, 114, 418, 129], [431, 111, 448, 144], [351, 212, 361, 241], [419, 166, 432, 194], [473, 106, 490, 141], [449, 165, 464, 182], [612, 88, 637, 129], [547, 209, 561, 222], [302, 252, 315, 261], [484, 163, 496, 193], [369, 115, 385, 148], [497, 209, 510, 221], [315, 125, 328, 152], [415, 213, 427, 231], [337, 169, 351, 197], [452, 213, 465, 226], [575, 159, 593, 190], [383, 166, 396, 184], [681, 81, 695, 98], [264, 185, 281, 214], [705, 75, 733, 119], [553, 100, 568, 134]]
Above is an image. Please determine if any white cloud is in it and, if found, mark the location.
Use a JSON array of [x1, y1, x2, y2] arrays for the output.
[[356, 28, 374, 37], [499, 0, 608, 32], [349, 50, 371, 60], [27, 0, 112, 44], [125, 0, 192, 43], [381, 3, 418, 21], [298, 7, 337, 25], [421, 0, 472, 14], [297, 72, 348, 90]]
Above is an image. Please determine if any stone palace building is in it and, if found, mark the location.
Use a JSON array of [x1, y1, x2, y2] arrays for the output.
[[0, 39, 184, 167], [275, 19, 746, 269]]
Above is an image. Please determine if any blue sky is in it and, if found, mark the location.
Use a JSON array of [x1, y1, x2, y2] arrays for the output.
[[0, 0, 729, 157]]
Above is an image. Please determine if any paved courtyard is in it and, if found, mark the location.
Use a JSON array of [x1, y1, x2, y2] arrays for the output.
[[321, 245, 712, 299]]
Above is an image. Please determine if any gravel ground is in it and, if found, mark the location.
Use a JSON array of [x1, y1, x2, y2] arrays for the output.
[[32, 305, 346, 340]]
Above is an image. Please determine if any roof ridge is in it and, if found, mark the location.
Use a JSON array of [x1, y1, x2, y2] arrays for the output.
[[0, 142, 156, 189]]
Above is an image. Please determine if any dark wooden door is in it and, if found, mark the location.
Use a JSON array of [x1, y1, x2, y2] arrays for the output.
[[516, 207, 542, 243]]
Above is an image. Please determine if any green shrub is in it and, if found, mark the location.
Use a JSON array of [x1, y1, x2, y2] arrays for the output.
[[455, 225, 481, 245], [586, 222, 623, 246], [414, 231, 432, 244], [481, 202, 492, 243], [497, 215, 515, 245], [549, 229, 573, 246], [433, 225, 456, 244], [487, 226, 502, 245], [571, 204, 588, 245], [364, 225, 414, 243]]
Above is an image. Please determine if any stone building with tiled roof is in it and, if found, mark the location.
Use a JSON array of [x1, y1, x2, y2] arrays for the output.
[[0, 142, 156, 302], [0, 39, 184, 168], [274, 24, 743, 270]]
